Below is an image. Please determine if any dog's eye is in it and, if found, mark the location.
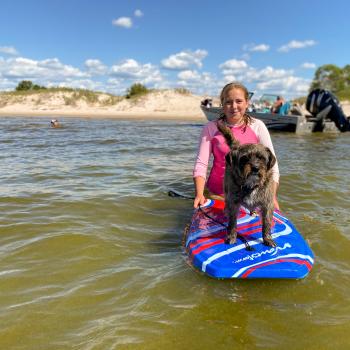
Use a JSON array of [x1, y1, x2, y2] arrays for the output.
[[256, 154, 267, 163], [239, 156, 249, 165]]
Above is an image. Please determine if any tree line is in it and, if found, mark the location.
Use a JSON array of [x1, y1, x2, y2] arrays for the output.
[[15, 80, 47, 91], [309, 64, 350, 100], [14, 80, 150, 98]]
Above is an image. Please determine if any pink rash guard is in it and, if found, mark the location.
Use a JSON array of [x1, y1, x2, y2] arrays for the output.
[[193, 118, 280, 196]]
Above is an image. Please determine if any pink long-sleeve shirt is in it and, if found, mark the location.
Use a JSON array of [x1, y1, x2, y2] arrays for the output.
[[193, 118, 280, 195]]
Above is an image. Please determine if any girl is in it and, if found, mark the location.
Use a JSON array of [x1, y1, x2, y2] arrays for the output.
[[193, 82, 280, 209]]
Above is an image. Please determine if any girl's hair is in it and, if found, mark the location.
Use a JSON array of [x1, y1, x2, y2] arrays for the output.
[[217, 82, 252, 128]]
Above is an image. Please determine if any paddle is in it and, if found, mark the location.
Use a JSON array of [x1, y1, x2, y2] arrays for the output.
[[168, 190, 194, 200]]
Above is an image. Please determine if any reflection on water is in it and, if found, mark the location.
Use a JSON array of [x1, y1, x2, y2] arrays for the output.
[[1, 116, 350, 349]]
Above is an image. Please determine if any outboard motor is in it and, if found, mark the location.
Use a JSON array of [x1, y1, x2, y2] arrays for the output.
[[306, 89, 350, 132]]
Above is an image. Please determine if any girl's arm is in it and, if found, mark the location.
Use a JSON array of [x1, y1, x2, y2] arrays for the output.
[[193, 176, 206, 208]]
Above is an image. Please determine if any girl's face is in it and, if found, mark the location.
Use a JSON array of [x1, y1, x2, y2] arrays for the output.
[[222, 88, 249, 124]]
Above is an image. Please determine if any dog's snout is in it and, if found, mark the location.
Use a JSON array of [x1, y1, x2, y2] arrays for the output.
[[251, 165, 259, 173]]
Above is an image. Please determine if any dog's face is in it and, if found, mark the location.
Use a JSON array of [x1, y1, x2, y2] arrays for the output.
[[226, 144, 276, 193]]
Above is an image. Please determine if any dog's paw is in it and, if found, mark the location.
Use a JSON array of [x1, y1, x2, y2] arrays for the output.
[[225, 236, 237, 245], [250, 210, 258, 217], [263, 237, 277, 247]]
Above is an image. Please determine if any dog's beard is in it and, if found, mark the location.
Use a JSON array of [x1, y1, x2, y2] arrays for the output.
[[242, 173, 261, 196]]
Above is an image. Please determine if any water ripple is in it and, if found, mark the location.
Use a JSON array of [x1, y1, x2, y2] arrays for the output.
[[1, 116, 350, 349]]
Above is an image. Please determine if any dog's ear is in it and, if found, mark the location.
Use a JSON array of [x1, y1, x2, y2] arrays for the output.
[[225, 150, 239, 171], [265, 147, 276, 170], [225, 152, 232, 166]]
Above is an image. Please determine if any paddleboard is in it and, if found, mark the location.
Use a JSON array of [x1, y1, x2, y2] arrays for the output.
[[184, 199, 314, 279]]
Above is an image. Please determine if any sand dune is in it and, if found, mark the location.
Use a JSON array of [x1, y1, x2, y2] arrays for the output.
[[0, 89, 349, 120], [0, 89, 208, 120]]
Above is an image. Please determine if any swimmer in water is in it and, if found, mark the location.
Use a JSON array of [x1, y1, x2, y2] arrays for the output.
[[50, 119, 60, 128]]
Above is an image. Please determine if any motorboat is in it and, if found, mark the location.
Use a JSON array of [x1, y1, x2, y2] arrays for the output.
[[200, 91, 349, 133]]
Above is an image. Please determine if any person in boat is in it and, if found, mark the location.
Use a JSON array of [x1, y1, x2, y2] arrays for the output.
[[271, 96, 285, 114], [50, 119, 60, 128], [193, 82, 280, 209], [201, 98, 212, 108], [262, 100, 271, 113]]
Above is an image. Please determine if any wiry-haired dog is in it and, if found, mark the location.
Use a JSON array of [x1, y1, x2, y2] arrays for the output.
[[217, 122, 277, 247]]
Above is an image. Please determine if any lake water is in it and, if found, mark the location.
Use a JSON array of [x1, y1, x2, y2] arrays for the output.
[[1, 116, 350, 349]]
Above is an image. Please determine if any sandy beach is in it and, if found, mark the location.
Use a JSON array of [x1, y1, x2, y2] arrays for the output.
[[0, 89, 208, 121], [0, 89, 349, 120]]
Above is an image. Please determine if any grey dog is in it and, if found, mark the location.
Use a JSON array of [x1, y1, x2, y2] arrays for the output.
[[217, 122, 277, 247]]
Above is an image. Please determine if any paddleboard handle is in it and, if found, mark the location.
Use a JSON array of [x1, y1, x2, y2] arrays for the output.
[[199, 199, 225, 210]]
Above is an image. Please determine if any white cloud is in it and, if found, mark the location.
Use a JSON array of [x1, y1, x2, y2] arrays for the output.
[[0, 57, 87, 82], [134, 9, 143, 17], [245, 66, 293, 82], [55, 78, 104, 91], [177, 70, 201, 81], [0, 77, 16, 90], [85, 59, 108, 75], [176, 70, 218, 95], [278, 40, 317, 52], [222, 75, 238, 83], [112, 17, 133, 28], [110, 59, 144, 77], [0, 54, 166, 94], [38, 58, 66, 70], [219, 59, 248, 75], [219, 59, 292, 83], [301, 62, 316, 69], [0, 46, 19, 55], [110, 58, 163, 84], [0, 46, 313, 99], [161, 49, 208, 70], [256, 76, 310, 96], [217, 57, 309, 98], [252, 44, 270, 52], [106, 77, 128, 95], [243, 43, 270, 52]]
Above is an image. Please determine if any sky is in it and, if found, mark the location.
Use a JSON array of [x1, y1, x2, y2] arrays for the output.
[[1, 0, 350, 99]]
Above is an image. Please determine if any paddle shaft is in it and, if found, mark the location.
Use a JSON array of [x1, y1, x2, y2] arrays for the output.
[[168, 190, 194, 200]]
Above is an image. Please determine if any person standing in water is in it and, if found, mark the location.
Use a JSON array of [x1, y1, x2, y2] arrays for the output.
[[193, 82, 280, 209], [50, 119, 60, 128]]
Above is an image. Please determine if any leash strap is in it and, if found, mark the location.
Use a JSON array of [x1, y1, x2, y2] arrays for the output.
[[198, 206, 253, 251]]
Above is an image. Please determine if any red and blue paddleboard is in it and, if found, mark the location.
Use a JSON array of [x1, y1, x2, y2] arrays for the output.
[[184, 199, 314, 279]]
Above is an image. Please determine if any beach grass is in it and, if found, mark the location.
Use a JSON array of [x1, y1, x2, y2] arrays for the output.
[[0, 87, 123, 107]]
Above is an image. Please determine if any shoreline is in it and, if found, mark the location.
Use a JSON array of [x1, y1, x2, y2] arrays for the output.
[[1, 102, 349, 122], [0, 109, 206, 121]]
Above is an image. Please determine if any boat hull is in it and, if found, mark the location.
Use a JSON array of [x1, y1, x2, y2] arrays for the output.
[[200, 106, 300, 132]]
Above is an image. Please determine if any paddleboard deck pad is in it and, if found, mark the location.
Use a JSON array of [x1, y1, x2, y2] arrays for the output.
[[184, 200, 314, 279]]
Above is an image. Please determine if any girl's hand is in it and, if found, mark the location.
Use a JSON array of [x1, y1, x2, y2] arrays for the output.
[[194, 194, 206, 208], [274, 196, 280, 211]]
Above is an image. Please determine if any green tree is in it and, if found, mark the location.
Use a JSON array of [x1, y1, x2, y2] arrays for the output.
[[16, 80, 34, 91], [15, 80, 46, 91], [310, 64, 350, 100], [310, 64, 344, 92], [126, 83, 149, 98], [32, 84, 46, 90], [342, 65, 350, 87]]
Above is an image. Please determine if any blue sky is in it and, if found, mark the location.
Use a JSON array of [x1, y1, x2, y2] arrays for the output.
[[1, 0, 349, 99]]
